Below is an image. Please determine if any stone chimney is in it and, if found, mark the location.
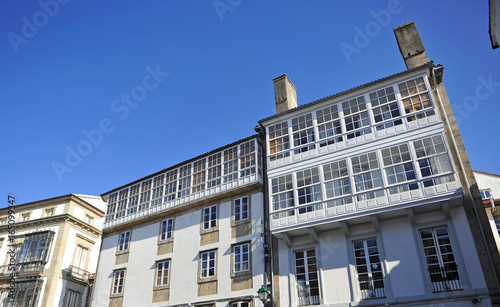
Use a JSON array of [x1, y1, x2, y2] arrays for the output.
[[273, 74, 297, 114], [394, 21, 430, 69]]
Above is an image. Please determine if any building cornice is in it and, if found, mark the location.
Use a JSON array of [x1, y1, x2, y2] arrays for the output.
[[0, 214, 102, 238], [0, 194, 105, 216]]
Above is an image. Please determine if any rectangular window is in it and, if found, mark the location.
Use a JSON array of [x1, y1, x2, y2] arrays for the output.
[[164, 170, 177, 202], [178, 165, 191, 198], [382, 144, 416, 186], [231, 302, 250, 307], [271, 175, 294, 211], [156, 260, 170, 286], [353, 239, 385, 299], [323, 159, 351, 199], [351, 152, 383, 192], [398, 77, 434, 122], [203, 205, 217, 230], [45, 209, 54, 217], [74, 245, 88, 270], [269, 121, 290, 161], [192, 159, 206, 193], [64, 290, 81, 307], [116, 188, 129, 219], [296, 167, 322, 205], [292, 113, 316, 154], [9, 280, 43, 307], [21, 213, 30, 221], [295, 249, 320, 306], [419, 227, 462, 292], [200, 250, 216, 278], [112, 269, 126, 295], [207, 153, 222, 188], [316, 105, 343, 146], [481, 189, 493, 200], [106, 193, 118, 223], [151, 174, 165, 207], [234, 197, 249, 222], [126, 184, 140, 214], [342, 96, 371, 139], [233, 243, 250, 272], [413, 135, 452, 178], [370, 86, 402, 130], [224, 146, 239, 183], [139, 179, 152, 212], [160, 219, 173, 241], [240, 140, 256, 178], [18, 231, 54, 264], [118, 231, 130, 251], [0, 219, 6, 225]]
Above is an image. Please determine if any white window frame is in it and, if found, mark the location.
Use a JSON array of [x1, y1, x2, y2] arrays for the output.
[[233, 243, 250, 273], [200, 250, 216, 278], [316, 105, 343, 146], [342, 95, 371, 139], [234, 196, 249, 222], [413, 135, 453, 180], [160, 219, 173, 241], [118, 231, 130, 251], [74, 245, 88, 269], [111, 269, 126, 295], [295, 249, 320, 306], [291, 113, 316, 154], [352, 238, 385, 300], [203, 205, 217, 230], [268, 121, 290, 160], [156, 260, 170, 287], [369, 85, 403, 130], [271, 174, 294, 219]]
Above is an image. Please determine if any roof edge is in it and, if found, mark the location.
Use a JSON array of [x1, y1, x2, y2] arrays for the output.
[[258, 62, 432, 124], [101, 134, 259, 197]]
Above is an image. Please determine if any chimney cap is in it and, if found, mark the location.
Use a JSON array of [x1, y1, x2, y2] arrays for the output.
[[272, 74, 297, 90]]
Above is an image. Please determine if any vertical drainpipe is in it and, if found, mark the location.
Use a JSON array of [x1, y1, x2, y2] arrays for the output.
[[255, 124, 274, 307]]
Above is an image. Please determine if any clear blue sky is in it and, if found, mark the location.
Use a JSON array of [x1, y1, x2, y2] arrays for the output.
[[1, 1, 499, 207]]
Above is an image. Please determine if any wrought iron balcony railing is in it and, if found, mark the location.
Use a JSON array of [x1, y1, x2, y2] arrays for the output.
[[297, 281, 320, 306], [0, 261, 45, 277], [68, 265, 91, 282], [428, 265, 462, 292], [358, 274, 386, 300]]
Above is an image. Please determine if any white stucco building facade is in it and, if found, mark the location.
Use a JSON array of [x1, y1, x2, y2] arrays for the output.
[[0, 194, 106, 307], [256, 22, 497, 307], [91, 136, 267, 307]]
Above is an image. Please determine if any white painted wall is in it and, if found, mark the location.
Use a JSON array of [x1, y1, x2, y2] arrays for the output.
[[92, 191, 265, 307], [275, 205, 489, 306], [474, 171, 500, 198]]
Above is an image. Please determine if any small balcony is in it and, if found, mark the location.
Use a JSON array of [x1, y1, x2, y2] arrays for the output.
[[68, 265, 91, 282], [0, 261, 45, 277], [297, 281, 320, 306], [358, 275, 386, 300], [428, 265, 462, 293]]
